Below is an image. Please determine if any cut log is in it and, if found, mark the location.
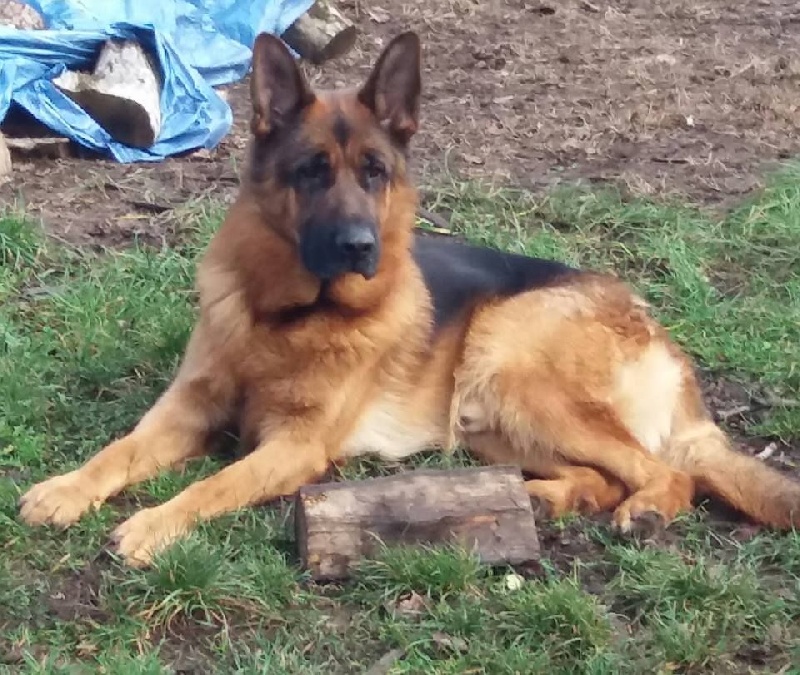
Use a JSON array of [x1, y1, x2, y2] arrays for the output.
[[282, 0, 357, 64], [0, 132, 11, 182], [54, 39, 162, 149], [0, 1, 44, 29], [296, 465, 540, 580], [5, 136, 73, 160]]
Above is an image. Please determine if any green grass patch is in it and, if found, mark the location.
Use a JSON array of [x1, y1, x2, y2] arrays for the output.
[[2, 166, 800, 671]]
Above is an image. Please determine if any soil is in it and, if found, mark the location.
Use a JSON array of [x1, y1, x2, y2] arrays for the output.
[[3, 0, 800, 246]]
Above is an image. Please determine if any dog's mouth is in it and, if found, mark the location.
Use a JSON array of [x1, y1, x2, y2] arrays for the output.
[[349, 254, 379, 280], [299, 221, 380, 281]]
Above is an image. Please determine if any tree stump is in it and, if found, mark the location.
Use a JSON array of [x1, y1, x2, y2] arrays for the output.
[[296, 465, 541, 580]]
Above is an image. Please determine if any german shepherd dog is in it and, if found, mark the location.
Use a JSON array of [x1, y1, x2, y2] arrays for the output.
[[20, 32, 800, 566]]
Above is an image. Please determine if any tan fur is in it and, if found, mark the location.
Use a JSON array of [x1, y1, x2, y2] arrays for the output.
[[19, 33, 800, 566]]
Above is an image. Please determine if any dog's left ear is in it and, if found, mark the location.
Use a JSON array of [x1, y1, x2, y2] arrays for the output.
[[358, 32, 421, 146]]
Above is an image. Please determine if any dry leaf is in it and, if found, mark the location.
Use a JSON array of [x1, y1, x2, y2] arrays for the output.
[[432, 631, 469, 653], [388, 591, 427, 619]]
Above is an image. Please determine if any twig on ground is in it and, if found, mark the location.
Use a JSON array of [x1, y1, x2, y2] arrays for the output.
[[124, 199, 173, 214], [752, 395, 800, 409], [652, 157, 690, 164], [417, 207, 453, 233], [717, 404, 751, 421]]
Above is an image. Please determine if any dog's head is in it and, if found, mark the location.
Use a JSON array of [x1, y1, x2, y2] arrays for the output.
[[246, 31, 421, 282]]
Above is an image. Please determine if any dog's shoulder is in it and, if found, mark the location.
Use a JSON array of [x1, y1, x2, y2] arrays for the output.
[[412, 233, 579, 329]]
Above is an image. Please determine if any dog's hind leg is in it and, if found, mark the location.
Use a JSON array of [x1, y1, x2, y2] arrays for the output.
[[20, 329, 235, 527], [455, 362, 693, 531], [456, 282, 696, 533], [469, 375, 694, 533], [524, 466, 628, 518], [460, 424, 628, 519]]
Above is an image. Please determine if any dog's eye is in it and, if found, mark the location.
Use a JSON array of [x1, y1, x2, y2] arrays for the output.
[[362, 154, 387, 187], [294, 153, 331, 188]]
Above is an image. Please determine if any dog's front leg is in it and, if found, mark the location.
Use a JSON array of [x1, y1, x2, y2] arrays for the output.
[[110, 429, 329, 567]]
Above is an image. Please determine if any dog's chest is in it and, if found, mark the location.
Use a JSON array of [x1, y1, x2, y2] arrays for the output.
[[339, 393, 443, 461]]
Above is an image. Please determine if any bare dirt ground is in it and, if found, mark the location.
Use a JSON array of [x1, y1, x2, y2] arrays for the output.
[[3, 0, 800, 246]]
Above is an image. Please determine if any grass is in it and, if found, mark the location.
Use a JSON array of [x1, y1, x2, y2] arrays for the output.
[[1, 164, 799, 672]]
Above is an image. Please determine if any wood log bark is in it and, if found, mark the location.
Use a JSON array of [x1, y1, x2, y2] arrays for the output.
[[282, 0, 357, 64], [296, 466, 540, 580], [4, 136, 73, 160], [54, 39, 162, 149], [0, 132, 11, 182]]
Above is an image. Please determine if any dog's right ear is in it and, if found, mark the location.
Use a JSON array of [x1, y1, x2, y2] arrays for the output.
[[250, 33, 314, 138]]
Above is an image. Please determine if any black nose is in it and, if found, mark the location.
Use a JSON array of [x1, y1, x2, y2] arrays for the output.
[[335, 224, 377, 257], [299, 219, 380, 281], [333, 222, 379, 278]]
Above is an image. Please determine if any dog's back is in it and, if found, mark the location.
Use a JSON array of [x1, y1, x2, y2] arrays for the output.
[[413, 233, 576, 329]]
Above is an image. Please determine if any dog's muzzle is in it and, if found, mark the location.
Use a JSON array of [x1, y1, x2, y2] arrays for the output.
[[300, 220, 380, 281]]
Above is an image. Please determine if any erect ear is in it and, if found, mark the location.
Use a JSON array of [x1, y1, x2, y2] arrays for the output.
[[250, 33, 314, 138], [357, 32, 421, 146]]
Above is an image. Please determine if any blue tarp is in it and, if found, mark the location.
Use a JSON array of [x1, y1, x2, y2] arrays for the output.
[[0, 0, 314, 162]]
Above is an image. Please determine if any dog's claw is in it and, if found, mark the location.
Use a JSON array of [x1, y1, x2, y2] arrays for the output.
[[529, 495, 553, 520], [621, 510, 665, 539], [613, 507, 666, 540]]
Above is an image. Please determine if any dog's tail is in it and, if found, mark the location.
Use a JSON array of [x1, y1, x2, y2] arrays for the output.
[[665, 387, 800, 529]]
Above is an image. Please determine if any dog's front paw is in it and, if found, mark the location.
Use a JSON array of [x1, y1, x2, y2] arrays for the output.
[[19, 471, 101, 527], [110, 507, 189, 568]]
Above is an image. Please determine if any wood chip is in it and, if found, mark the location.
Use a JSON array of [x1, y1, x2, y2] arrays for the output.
[[756, 442, 778, 461]]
